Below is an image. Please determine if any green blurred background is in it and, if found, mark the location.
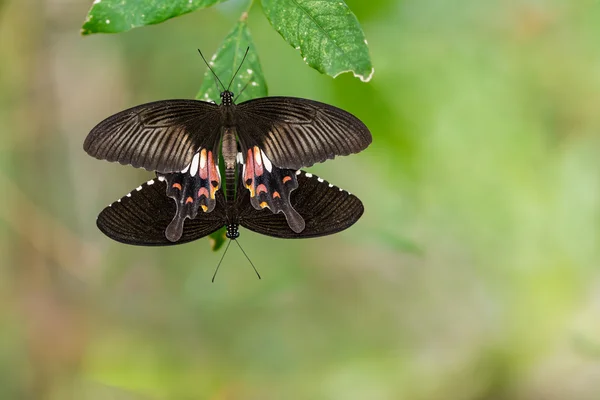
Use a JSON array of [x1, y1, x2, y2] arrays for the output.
[[2, 0, 600, 398]]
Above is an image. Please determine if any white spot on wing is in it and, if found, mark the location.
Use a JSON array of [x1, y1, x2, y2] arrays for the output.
[[181, 163, 190, 174], [328, 183, 333, 188], [127, 193, 132, 197], [254, 148, 262, 166], [199, 150, 207, 169], [190, 152, 200, 176], [317, 177, 324, 182], [136, 186, 142, 191], [305, 173, 313, 178], [158, 176, 165, 182], [237, 152, 244, 164], [147, 180, 154, 185], [261, 150, 272, 172], [295, 170, 301, 175]]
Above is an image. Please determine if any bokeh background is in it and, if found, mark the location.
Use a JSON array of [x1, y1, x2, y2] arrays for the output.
[[2, 0, 600, 398]]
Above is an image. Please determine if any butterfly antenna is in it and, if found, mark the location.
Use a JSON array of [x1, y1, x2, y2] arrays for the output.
[[227, 47, 250, 91], [233, 80, 251, 103], [198, 49, 226, 92], [212, 239, 232, 283], [234, 239, 261, 280]]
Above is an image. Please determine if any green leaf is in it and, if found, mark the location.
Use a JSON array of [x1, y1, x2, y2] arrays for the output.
[[81, 0, 227, 35], [261, 0, 373, 82], [209, 227, 227, 251], [196, 14, 268, 103]]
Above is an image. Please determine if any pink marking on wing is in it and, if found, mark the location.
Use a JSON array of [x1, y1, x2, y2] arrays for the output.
[[256, 184, 267, 195], [198, 187, 209, 198], [253, 146, 263, 177], [207, 151, 220, 198], [199, 148, 208, 179]]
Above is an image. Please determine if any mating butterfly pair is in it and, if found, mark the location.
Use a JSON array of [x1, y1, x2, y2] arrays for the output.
[[85, 66, 371, 246]]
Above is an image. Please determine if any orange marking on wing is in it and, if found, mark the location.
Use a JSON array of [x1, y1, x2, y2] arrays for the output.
[[253, 146, 263, 177], [186, 197, 194, 204], [256, 184, 267, 195], [259, 201, 269, 209], [172, 183, 182, 190], [198, 187, 209, 198], [199, 149, 208, 179], [282, 176, 292, 183], [200, 204, 208, 212], [272, 191, 281, 199]]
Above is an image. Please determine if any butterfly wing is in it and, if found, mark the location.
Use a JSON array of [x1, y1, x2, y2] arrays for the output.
[[238, 171, 364, 238], [96, 177, 225, 246], [84, 100, 222, 173], [236, 97, 372, 169]]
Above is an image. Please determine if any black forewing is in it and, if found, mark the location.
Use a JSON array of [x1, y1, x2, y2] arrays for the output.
[[84, 100, 222, 173], [236, 97, 372, 169], [96, 177, 225, 246], [239, 171, 364, 238]]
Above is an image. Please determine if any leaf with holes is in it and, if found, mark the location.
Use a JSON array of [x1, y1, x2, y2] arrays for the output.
[[261, 0, 373, 82], [81, 0, 226, 35], [196, 15, 268, 103]]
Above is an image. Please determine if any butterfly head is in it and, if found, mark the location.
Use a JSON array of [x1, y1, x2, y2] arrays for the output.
[[226, 223, 240, 239], [220, 90, 234, 106]]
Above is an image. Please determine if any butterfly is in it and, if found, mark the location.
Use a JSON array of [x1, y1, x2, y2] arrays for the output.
[[96, 169, 363, 245], [85, 49, 370, 241]]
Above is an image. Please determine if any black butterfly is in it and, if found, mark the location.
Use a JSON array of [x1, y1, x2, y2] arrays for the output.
[[85, 49, 370, 241], [96, 170, 363, 245]]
